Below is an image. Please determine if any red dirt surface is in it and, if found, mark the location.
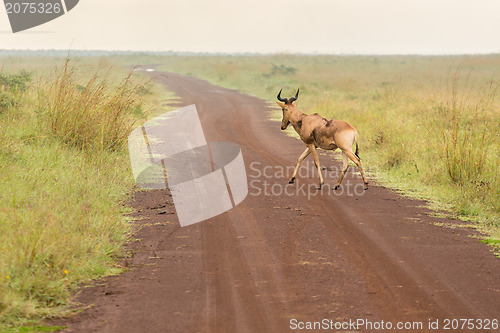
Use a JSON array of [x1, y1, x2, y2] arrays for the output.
[[55, 70, 500, 333]]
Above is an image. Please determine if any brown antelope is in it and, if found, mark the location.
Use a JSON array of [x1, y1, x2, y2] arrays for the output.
[[276, 89, 368, 190]]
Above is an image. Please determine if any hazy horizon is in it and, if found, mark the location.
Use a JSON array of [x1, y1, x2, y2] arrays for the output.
[[1, 49, 500, 57]]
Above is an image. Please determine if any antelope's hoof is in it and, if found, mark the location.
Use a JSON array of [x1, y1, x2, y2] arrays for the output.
[[333, 185, 340, 191], [316, 183, 324, 190], [364, 183, 369, 190], [288, 177, 295, 184]]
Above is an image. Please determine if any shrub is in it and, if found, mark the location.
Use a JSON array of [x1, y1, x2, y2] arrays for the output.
[[0, 70, 32, 92], [0, 70, 32, 112]]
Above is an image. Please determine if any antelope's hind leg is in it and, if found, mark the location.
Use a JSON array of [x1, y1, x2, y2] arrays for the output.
[[289, 147, 310, 184], [344, 150, 368, 190]]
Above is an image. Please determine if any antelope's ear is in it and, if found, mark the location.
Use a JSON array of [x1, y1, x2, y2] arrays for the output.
[[276, 102, 286, 108]]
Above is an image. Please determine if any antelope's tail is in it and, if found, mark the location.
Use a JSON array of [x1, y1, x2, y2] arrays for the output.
[[354, 132, 361, 160]]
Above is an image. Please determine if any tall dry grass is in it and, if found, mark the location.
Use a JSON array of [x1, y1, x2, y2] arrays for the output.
[[434, 69, 496, 187], [37, 59, 145, 152]]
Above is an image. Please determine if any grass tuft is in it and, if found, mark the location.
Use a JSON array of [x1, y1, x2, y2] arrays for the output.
[[37, 59, 146, 152], [434, 69, 497, 187]]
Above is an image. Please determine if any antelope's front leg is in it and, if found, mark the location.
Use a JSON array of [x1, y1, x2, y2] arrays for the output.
[[334, 151, 349, 190], [309, 144, 324, 189], [289, 147, 310, 184]]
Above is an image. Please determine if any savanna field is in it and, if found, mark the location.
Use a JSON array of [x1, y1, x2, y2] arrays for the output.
[[0, 54, 499, 330]]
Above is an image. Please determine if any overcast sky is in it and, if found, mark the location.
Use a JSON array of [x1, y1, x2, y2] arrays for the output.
[[1, 0, 499, 54]]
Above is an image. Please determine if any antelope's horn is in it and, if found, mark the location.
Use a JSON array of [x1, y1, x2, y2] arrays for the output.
[[289, 88, 299, 103], [277, 89, 288, 103]]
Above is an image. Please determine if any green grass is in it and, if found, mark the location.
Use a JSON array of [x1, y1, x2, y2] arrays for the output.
[[1, 325, 66, 332], [0, 57, 163, 329], [148, 54, 499, 248]]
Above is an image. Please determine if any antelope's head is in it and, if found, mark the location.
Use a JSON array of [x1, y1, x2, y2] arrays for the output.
[[276, 89, 299, 130]]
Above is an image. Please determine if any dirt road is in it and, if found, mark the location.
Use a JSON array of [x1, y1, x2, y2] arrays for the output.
[[58, 70, 500, 332]]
